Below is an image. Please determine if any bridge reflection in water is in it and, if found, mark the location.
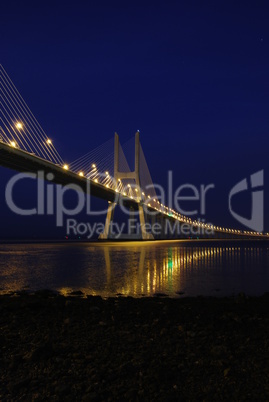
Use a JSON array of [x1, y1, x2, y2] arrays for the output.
[[0, 242, 268, 297], [96, 242, 268, 297]]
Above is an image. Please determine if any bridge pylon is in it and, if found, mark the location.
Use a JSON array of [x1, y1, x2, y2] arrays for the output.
[[99, 131, 154, 240]]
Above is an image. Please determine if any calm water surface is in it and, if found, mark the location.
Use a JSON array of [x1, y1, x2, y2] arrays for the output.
[[0, 241, 269, 297]]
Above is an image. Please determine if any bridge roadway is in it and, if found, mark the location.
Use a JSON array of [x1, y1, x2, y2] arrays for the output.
[[0, 141, 268, 240], [0, 141, 126, 204], [0, 140, 155, 212]]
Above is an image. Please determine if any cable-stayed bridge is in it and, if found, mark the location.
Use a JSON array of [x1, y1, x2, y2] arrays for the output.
[[0, 65, 267, 240]]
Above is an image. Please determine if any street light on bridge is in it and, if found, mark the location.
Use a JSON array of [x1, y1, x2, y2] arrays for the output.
[[15, 122, 23, 130]]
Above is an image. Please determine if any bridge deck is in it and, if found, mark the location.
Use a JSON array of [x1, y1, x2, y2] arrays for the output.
[[0, 142, 268, 240], [0, 141, 123, 203]]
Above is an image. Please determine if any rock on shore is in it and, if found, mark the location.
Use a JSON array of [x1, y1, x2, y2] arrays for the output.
[[1, 291, 269, 400]]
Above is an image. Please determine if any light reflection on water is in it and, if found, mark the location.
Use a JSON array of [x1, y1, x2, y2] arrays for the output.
[[0, 241, 268, 297]]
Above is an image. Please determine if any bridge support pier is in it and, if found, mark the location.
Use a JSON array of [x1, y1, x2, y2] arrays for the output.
[[99, 201, 116, 239], [99, 131, 154, 240]]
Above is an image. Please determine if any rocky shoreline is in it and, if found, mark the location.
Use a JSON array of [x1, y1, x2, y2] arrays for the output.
[[1, 291, 269, 400]]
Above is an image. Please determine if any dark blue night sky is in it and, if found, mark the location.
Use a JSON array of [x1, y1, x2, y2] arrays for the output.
[[0, 0, 268, 237]]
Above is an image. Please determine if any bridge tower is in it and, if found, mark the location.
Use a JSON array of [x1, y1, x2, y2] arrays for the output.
[[99, 131, 154, 240]]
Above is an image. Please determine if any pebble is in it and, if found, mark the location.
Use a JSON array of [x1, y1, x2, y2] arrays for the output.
[[1, 293, 269, 400]]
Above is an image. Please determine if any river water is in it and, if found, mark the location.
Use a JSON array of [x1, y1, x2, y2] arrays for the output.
[[0, 240, 268, 297]]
